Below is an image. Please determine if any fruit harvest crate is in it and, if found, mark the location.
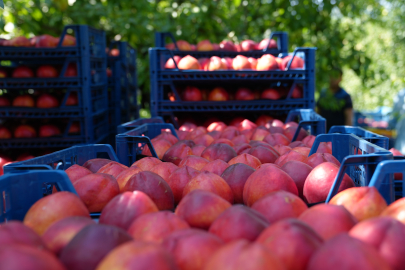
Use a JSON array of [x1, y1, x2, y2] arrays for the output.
[[328, 126, 389, 150], [0, 25, 110, 149], [1, 145, 119, 222], [155, 31, 289, 56], [107, 41, 139, 137], [116, 116, 164, 134], [149, 47, 316, 117]]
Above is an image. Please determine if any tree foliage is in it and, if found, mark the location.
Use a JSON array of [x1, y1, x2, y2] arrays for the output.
[[0, 0, 403, 110]]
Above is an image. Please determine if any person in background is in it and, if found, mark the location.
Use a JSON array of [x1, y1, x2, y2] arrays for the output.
[[316, 67, 353, 131]]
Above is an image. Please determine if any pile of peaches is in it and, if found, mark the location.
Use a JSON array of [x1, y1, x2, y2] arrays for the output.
[[0, 93, 78, 108], [175, 85, 302, 102], [0, 34, 76, 48], [165, 38, 278, 52], [3, 118, 405, 269], [165, 54, 304, 71]]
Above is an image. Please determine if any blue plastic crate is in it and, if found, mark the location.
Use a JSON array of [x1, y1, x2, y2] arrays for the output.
[[308, 134, 394, 204], [155, 31, 289, 56], [1, 144, 119, 222], [0, 25, 109, 149], [328, 126, 389, 150], [115, 123, 178, 166], [149, 47, 316, 117], [107, 41, 138, 136]]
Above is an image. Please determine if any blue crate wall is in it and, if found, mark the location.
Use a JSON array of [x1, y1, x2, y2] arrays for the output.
[[149, 47, 316, 118], [155, 31, 289, 55], [0, 25, 109, 151]]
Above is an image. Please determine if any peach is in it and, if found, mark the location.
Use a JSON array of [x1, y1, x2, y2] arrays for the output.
[[213, 138, 234, 146], [303, 162, 355, 204], [82, 158, 113, 173], [228, 153, 261, 169], [305, 152, 340, 168], [303, 135, 316, 147], [283, 126, 308, 141], [208, 87, 229, 101], [192, 145, 206, 156], [219, 126, 240, 140], [251, 191, 308, 223], [165, 55, 182, 69], [97, 162, 128, 178], [163, 142, 193, 165], [255, 115, 273, 127], [381, 197, 405, 224], [289, 141, 307, 148], [65, 164, 92, 184], [316, 142, 332, 154], [175, 190, 232, 229], [166, 166, 200, 204], [149, 162, 179, 182], [330, 186, 387, 221], [349, 216, 405, 270], [243, 164, 298, 206], [143, 138, 172, 159], [231, 134, 249, 145], [292, 146, 310, 156], [248, 145, 280, 164], [162, 228, 224, 270], [307, 233, 391, 270], [236, 119, 257, 131], [200, 159, 230, 175], [96, 241, 178, 270], [203, 239, 285, 270], [299, 204, 357, 240], [280, 55, 304, 70], [256, 54, 279, 70], [128, 211, 189, 243], [73, 173, 120, 212], [23, 191, 89, 235], [207, 130, 222, 140], [193, 134, 214, 146], [42, 216, 94, 255], [0, 244, 66, 270], [281, 161, 313, 198], [183, 171, 233, 203], [250, 128, 270, 141], [233, 143, 252, 154], [207, 122, 227, 132], [156, 132, 179, 145], [201, 143, 237, 162], [220, 163, 256, 204], [122, 171, 174, 210], [257, 38, 277, 50], [132, 157, 162, 170], [116, 166, 143, 191], [257, 219, 323, 270], [273, 145, 291, 155], [264, 133, 291, 146], [99, 191, 158, 230], [185, 127, 207, 141], [275, 150, 307, 167], [219, 40, 236, 51], [179, 155, 209, 170], [0, 221, 45, 249], [232, 55, 251, 70], [206, 56, 227, 71], [209, 205, 269, 242], [59, 224, 133, 270], [240, 39, 257, 51], [197, 40, 214, 51], [178, 55, 201, 70]]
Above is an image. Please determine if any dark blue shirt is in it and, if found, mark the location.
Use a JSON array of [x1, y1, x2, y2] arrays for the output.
[[317, 88, 353, 130]]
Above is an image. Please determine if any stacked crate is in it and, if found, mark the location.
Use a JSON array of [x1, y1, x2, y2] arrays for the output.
[[0, 25, 108, 159]]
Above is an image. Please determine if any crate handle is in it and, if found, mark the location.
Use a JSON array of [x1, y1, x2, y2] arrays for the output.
[[284, 47, 316, 71], [369, 160, 405, 197], [261, 32, 283, 52], [161, 48, 181, 70], [325, 153, 393, 203]]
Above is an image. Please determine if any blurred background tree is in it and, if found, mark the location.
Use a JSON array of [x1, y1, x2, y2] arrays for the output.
[[0, 0, 403, 113]]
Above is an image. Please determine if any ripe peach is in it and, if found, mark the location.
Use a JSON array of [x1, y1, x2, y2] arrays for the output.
[[248, 145, 280, 164], [381, 197, 405, 224], [163, 142, 193, 165], [116, 166, 143, 191], [64, 164, 92, 184], [149, 162, 179, 182], [178, 55, 201, 70], [305, 152, 340, 168], [82, 158, 114, 173], [200, 159, 230, 175], [166, 166, 200, 204], [232, 55, 251, 70], [201, 143, 237, 162], [179, 155, 209, 170], [192, 144, 206, 156], [280, 55, 304, 70], [281, 161, 313, 198], [131, 157, 162, 170], [97, 162, 128, 178], [143, 138, 172, 159], [256, 54, 279, 71], [0, 221, 46, 249], [228, 153, 261, 169], [264, 133, 291, 146], [220, 163, 256, 204], [274, 150, 307, 167]]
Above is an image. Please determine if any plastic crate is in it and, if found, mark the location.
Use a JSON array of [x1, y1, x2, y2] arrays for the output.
[[115, 123, 178, 166], [0, 25, 109, 150], [308, 134, 394, 204], [107, 41, 138, 136], [149, 47, 316, 117], [2, 145, 119, 221], [328, 126, 389, 150], [117, 116, 164, 134], [155, 31, 289, 56]]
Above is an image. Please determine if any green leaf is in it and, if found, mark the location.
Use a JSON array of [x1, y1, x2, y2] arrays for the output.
[[0, 0, 4, 9], [234, 0, 241, 7]]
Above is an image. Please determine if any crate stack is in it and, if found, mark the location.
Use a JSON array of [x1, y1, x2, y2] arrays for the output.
[[149, 32, 316, 126], [0, 25, 109, 159], [107, 41, 138, 145]]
